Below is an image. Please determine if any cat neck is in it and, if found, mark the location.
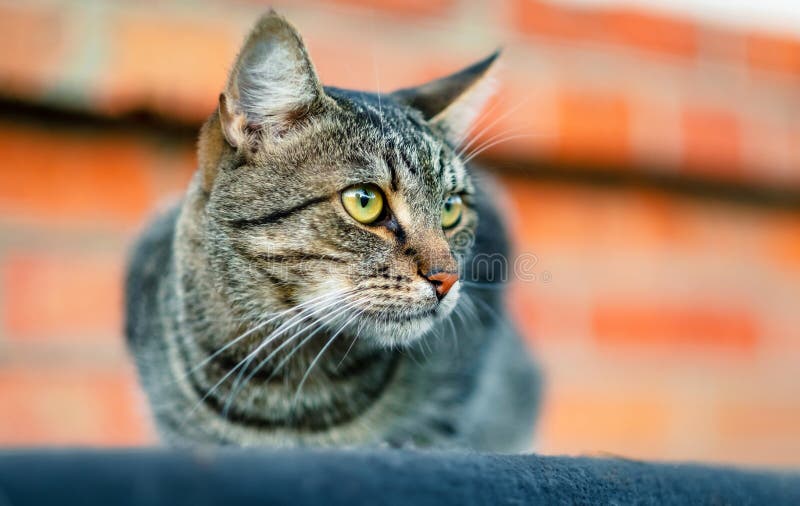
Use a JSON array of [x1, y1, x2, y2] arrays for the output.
[[175, 297, 400, 431]]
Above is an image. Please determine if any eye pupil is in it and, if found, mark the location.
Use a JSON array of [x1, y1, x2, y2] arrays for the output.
[[360, 194, 370, 207]]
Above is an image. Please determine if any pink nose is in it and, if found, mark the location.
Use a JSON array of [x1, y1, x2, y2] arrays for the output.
[[424, 271, 458, 301]]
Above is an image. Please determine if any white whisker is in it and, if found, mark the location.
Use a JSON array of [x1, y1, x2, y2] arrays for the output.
[[221, 294, 367, 415], [292, 307, 367, 405], [179, 289, 348, 384], [456, 98, 530, 160], [179, 288, 357, 424], [462, 132, 544, 165]]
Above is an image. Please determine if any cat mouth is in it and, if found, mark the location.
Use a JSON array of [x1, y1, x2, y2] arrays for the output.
[[362, 307, 437, 323]]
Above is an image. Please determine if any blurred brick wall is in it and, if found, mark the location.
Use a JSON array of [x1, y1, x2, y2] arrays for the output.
[[0, 0, 799, 467]]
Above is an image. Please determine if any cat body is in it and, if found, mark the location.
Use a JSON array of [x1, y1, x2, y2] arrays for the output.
[[126, 12, 539, 451]]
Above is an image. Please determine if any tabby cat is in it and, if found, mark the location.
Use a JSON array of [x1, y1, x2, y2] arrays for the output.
[[125, 11, 540, 450]]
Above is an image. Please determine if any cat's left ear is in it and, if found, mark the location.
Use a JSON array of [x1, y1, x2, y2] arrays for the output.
[[391, 51, 500, 146], [219, 11, 332, 149]]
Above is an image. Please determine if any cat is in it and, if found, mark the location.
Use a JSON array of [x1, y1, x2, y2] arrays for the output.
[[125, 11, 540, 450]]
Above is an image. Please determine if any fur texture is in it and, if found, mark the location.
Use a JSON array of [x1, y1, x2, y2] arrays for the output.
[[126, 11, 539, 450]]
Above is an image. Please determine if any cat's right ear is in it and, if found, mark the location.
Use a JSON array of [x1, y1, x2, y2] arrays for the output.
[[391, 51, 499, 147], [218, 11, 329, 150]]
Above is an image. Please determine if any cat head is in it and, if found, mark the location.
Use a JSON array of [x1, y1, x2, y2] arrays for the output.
[[195, 11, 497, 346]]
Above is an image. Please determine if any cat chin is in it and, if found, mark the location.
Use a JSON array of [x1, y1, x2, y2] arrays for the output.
[[353, 297, 460, 349], [361, 318, 438, 348]]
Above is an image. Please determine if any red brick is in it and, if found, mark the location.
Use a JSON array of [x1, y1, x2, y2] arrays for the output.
[[600, 9, 697, 59], [511, 0, 593, 41], [592, 302, 759, 352], [742, 120, 795, 182], [99, 12, 240, 122], [717, 400, 800, 441], [681, 107, 742, 178], [501, 176, 686, 252], [537, 388, 671, 459], [502, 177, 613, 252], [0, 123, 155, 226], [746, 32, 800, 76], [699, 26, 748, 63], [629, 98, 681, 168], [0, 366, 153, 445], [511, 1, 697, 59], [766, 214, 800, 270], [509, 285, 588, 346], [502, 178, 591, 248], [321, 0, 454, 18], [0, 3, 66, 96], [307, 36, 446, 93], [790, 128, 800, 182], [1, 251, 122, 341], [556, 90, 631, 166], [713, 400, 800, 466]]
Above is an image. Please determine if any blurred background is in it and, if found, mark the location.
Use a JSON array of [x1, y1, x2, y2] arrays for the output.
[[0, 0, 799, 468]]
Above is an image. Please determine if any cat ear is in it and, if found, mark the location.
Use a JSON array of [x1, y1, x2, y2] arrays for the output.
[[391, 51, 500, 146], [219, 11, 327, 149]]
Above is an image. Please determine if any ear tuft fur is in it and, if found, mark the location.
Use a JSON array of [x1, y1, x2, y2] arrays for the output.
[[219, 11, 325, 149]]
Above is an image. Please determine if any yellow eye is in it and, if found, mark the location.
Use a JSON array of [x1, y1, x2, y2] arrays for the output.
[[441, 194, 463, 229], [341, 184, 385, 224]]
